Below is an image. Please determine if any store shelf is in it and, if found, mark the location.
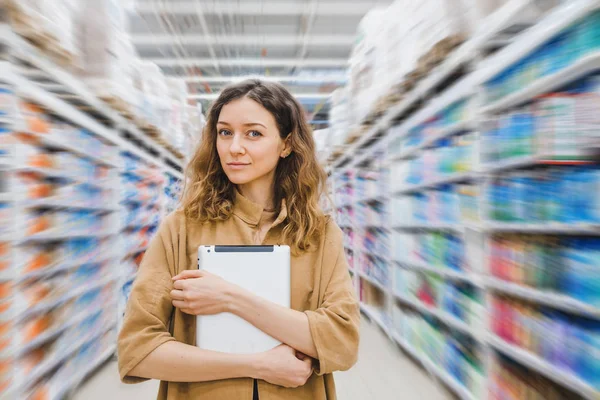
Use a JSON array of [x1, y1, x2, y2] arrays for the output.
[[488, 335, 600, 400], [485, 277, 600, 319], [393, 293, 483, 342], [392, 333, 477, 400], [359, 303, 390, 335], [357, 194, 386, 205], [17, 253, 117, 283], [395, 259, 482, 286], [478, 0, 600, 84], [17, 275, 118, 322], [24, 198, 120, 212], [394, 172, 477, 195], [358, 271, 388, 293], [20, 323, 115, 395], [53, 344, 116, 400], [482, 52, 600, 114], [393, 223, 463, 232], [21, 130, 119, 168], [394, 120, 475, 161], [481, 222, 600, 235], [20, 229, 117, 243], [16, 302, 115, 357], [362, 249, 391, 262]]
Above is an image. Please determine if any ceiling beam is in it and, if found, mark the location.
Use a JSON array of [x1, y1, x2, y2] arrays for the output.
[[189, 93, 331, 100], [183, 75, 347, 84], [147, 57, 348, 67], [132, 34, 354, 46], [134, 1, 380, 16]]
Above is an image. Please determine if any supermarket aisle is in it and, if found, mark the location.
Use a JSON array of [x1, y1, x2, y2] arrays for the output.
[[74, 318, 452, 400]]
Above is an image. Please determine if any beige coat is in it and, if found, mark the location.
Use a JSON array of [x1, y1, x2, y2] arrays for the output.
[[117, 191, 360, 399]]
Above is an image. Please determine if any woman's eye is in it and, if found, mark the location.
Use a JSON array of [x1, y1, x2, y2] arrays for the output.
[[218, 129, 232, 136], [248, 130, 262, 138]]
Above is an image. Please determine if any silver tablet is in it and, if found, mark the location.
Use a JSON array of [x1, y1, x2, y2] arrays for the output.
[[196, 245, 291, 354]]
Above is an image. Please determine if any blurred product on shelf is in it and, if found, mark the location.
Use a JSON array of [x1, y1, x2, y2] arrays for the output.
[[484, 10, 600, 104], [490, 356, 584, 399], [489, 235, 600, 306], [490, 296, 600, 390], [398, 310, 486, 399], [393, 232, 468, 274], [482, 75, 600, 165], [486, 167, 600, 224]]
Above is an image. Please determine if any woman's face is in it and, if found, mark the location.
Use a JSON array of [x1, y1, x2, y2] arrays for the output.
[[216, 97, 290, 186]]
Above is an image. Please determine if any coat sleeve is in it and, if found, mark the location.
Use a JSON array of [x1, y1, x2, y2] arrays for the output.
[[117, 214, 179, 383], [304, 221, 360, 375]]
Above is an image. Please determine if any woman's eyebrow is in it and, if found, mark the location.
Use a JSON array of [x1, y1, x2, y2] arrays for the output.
[[217, 121, 267, 129]]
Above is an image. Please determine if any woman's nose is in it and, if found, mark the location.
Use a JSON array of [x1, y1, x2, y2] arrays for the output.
[[230, 134, 245, 155]]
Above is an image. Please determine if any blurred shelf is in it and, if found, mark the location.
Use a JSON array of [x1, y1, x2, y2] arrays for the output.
[[20, 323, 115, 395], [356, 194, 387, 205], [394, 259, 482, 286], [16, 303, 113, 357], [482, 51, 600, 115], [394, 172, 477, 195], [335, 201, 353, 209], [487, 334, 600, 400], [53, 343, 116, 400], [358, 271, 389, 293], [392, 333, 477, 400], [17, 275, 118, 322], [24, 198, 120, 212], [393, 120, 475, 161], [480, 154, 592, 174], [393, 223, 463, 232], [359, 223, 389, 230], [20, 130, 119, 168], [359, 303, 390, 335], [393, 293, 483, 342], [478, 0, 600, 84], [20, 229, 117, 243], [12, 166, 109, 191], [481, 222, 600, 235], [485, 277, 600, 319], [123, 246, 149, 259], [16, 253, 117, 283], [361, 249, 391, 262]]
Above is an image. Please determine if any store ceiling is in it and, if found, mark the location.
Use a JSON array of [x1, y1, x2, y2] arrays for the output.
[[128, 0, 391, 123]]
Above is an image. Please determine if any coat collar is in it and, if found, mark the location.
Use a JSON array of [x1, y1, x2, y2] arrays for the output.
[[232, 190, 288, 228]]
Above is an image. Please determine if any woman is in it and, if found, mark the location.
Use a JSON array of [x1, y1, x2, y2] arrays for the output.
[[118, 79, 360, 400]]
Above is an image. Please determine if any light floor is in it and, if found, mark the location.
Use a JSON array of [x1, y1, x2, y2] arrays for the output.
[[74, 317, 454, 400]]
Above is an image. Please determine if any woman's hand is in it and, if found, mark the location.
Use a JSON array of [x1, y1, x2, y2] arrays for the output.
[[255, 344, 313, 388], [170, 270, 239, 315]]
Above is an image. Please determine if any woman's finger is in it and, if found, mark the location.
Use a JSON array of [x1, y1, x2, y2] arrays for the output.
[[172, 269, 204, 281], [173, 280, 186, 290], [172, 300, 187, 309], [170, 289, 185, 300]]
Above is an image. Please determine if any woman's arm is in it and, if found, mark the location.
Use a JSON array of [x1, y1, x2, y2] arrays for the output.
[[230, 286, 318, 359], [128, 341, 312, 387], [170, 270, 318, 359], [129, 341, 257, 382]]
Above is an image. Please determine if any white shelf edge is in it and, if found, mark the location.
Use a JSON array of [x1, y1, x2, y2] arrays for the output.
[[393, 292, 483, 342], [394, 259, 482, 286], [393, 120, 475, 161], [485, 277, 600, 318], [359, 303, 391, 335], [358, 271, 389, 293], [394, 172, 477, 195], [481, 222, 600, 234], [392, 223, 463, 232], [488, 334, 599, 400], [392, 333, 477, 400]]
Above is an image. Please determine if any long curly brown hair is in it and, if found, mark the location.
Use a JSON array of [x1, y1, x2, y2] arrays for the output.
[[181, 79, 328, 254]]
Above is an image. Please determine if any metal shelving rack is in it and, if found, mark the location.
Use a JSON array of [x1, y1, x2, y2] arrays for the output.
[[331, 1, 600, 399], [0, 22, 186, 399]]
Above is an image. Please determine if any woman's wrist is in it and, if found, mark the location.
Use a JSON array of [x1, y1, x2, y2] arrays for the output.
[[226, 284, 251, 316]]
